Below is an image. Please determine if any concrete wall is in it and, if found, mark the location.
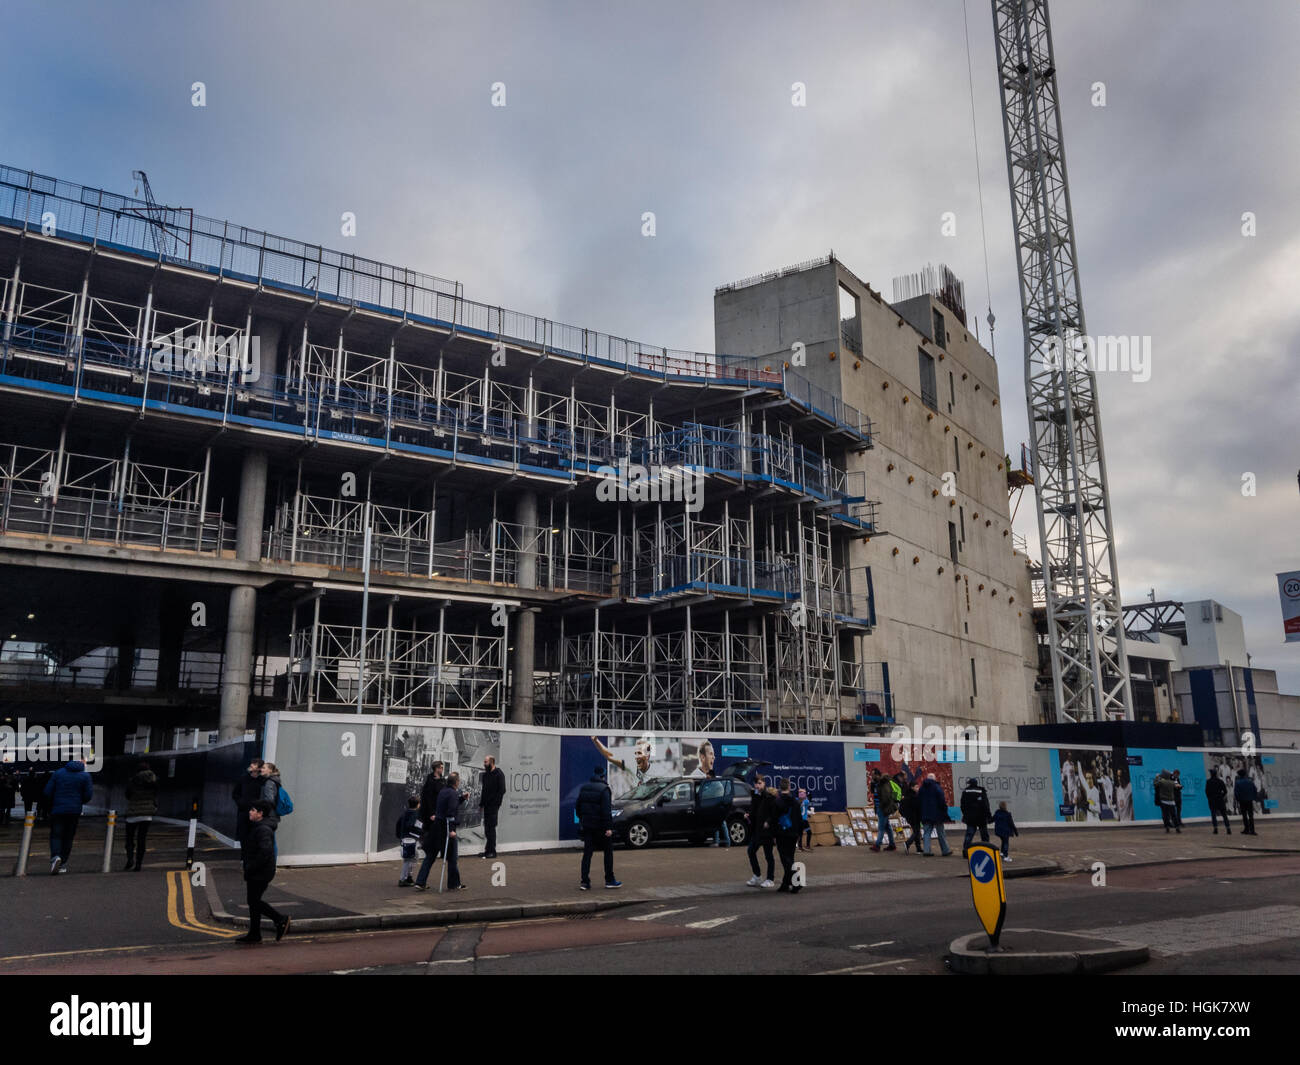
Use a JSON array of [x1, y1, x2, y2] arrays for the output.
[[714, 261, 841, 399], [1182, 599, 1249, 668], [716, 258, 1038, 732]]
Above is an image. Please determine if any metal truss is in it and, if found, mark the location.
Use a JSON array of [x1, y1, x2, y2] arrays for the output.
[[0, 438, 232, 552], [992, 0, 1132, 721], [287, 620, 506, 720]]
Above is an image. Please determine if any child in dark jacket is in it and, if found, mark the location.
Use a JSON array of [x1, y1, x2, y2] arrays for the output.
[[992, 801, 1019, 862], [396, 796, 421, 886]]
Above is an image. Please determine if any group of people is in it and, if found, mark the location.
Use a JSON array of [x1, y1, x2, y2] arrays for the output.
[[393, 755, 507, 893], [1159, 767, 1262, 836], [741, 775, 810, 892], [869, 769, 1020, 861]]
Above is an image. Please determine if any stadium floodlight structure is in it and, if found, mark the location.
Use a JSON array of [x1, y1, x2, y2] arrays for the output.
[[991, 0, 1133, 722]]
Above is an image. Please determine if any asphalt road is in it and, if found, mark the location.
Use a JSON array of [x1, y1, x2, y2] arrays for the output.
[[2, 853, 1298, 976]]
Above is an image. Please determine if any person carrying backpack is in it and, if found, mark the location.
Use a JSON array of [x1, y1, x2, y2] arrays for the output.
[[772, 778, 804, 893], [871, 770, 899, 852], [260, 762, 294, 825]]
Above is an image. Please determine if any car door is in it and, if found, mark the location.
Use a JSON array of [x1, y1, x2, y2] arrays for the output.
[[695, 778, 729, 832], [655, 780, 695, 836]]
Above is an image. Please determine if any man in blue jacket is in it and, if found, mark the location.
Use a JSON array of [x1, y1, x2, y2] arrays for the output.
[[44, 758, 94, 874], [576, 766, 621, 890], [918, 773, 953, 857]]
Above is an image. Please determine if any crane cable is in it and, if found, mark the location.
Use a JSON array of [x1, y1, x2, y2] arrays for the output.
[[961, 0, 995, 356]]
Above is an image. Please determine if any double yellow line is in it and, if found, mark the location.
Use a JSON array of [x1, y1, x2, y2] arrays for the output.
[[166, 870, 240, 938]]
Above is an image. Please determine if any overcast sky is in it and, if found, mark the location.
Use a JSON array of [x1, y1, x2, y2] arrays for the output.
[[3, 0, 1297, 693]]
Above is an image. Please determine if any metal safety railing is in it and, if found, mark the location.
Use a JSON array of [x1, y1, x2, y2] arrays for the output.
[[0, 163, 871, 443]]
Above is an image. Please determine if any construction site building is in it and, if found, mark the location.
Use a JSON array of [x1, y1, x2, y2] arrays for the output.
[[0, 166, 895, 751]]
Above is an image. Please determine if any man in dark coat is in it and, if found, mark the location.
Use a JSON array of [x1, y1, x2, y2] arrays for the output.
[[745, 775, 776, 887], [479, 755, 506, 859], [232, 758, 266, 845], [772, 778, 804, 893], [417, 761, 448, 864], [434, 772, 465, 891], [576, 766, 620, 889], [1205, 773, 1231, 835], [1234, 769, 1258, 836], [918, 773, 953, 857], [44, 758, 94, 874], [960, 777, 993, 857], [235, 801, 289, 944]]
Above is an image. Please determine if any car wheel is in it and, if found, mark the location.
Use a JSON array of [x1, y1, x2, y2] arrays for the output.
[[626, 820, 652, 849], [728, 818, 748, 845]]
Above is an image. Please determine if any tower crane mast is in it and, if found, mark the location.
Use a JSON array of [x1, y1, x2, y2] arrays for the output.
[[990, 0, 1133, 722]]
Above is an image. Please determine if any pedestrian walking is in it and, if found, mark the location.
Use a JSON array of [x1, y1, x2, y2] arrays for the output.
[[992, 801, 1018, 862], [123, 761, 158, 871], [918, 773, 953, 857], [899, 776, 923, 854], [1172, 769, 1184, 823], [1155, 770, 1181, 833], [744, 774, 776, 887], [435, 771, 465, 891], [576, 766, 620, 890], [871, 770, 900, 851], [234, 801, 290, 944], [797, 787, 812, 851], [232, 758, 266, 845], [396, 796, 421, 886], [960, 777, 993, 856], [414, 765, 467, 890], [44, 757, 93, 874], [1234, 769, 1258, 836], [418, 761, 447, 862], [479, 755, 506, 858], [1205, 773, 1231, 835], [772, 778, 803, 893], [0, 760, 16, 826]]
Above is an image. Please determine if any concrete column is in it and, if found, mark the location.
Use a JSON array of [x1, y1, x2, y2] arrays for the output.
[[113, 630, 136, 693], [156, 588, 187, 692], [253, 317, 282, 391], [510, 491, 538, 725], [219, 448, 270, 740]]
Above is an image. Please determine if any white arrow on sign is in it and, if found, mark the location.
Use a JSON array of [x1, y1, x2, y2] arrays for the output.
[[975, 856, 990, 879]]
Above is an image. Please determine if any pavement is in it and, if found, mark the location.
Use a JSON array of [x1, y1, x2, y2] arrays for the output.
[[187, 816, 1300, 934]]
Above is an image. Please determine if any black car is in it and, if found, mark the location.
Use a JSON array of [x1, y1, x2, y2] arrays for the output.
[[611, 776, 754, 848]]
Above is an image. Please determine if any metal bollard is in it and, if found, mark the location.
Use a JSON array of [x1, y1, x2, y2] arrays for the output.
[[14, 812, 34, 877], [102, 809, 117, 873], [185, 801, 198, 869]]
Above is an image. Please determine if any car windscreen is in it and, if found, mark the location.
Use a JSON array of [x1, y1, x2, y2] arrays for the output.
[[617, 779, 672, 802]]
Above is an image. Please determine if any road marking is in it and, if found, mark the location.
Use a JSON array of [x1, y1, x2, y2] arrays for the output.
[[685, 915, 738, 930], [167, 871, 240, 938], [851, 940, 896, 950], [0, 943, 172, 964], [629, 907, 697, 922], [818, 958, 915, 975]]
